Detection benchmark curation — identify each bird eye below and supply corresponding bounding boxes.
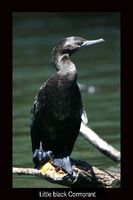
[77,42,83,46]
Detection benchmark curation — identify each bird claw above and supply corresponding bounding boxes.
[33,149,53,169]
[52,156,73,175]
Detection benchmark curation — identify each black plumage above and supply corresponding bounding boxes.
[30,36,104,174]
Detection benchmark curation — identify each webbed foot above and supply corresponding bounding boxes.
[33,142,53,169]
[52,156,73,175]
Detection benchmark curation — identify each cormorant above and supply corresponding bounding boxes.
[30,36,104,175]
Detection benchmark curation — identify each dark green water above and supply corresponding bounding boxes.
[13,12,120,188]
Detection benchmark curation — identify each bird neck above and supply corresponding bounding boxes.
[52,52,77,81]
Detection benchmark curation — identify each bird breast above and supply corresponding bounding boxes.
[44,74,81,121]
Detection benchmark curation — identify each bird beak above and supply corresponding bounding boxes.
[81,38,105,48]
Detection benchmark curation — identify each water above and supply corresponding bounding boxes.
[13,12,120,188]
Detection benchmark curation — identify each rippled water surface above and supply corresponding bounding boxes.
[13,12,120,188]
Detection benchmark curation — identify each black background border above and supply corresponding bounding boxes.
[1,1,130,199]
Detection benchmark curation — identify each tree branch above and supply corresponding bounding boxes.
[13,158,120,188]
[80,122,120,162]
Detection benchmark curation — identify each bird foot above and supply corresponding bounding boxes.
[33,148,53,169]
[52,156,73,175]
[41,161,67,178]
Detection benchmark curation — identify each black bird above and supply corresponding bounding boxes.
[30,36,104,175]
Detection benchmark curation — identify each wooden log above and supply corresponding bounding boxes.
[13,159,120,188]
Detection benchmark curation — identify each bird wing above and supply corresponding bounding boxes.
[30,82,47,128]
